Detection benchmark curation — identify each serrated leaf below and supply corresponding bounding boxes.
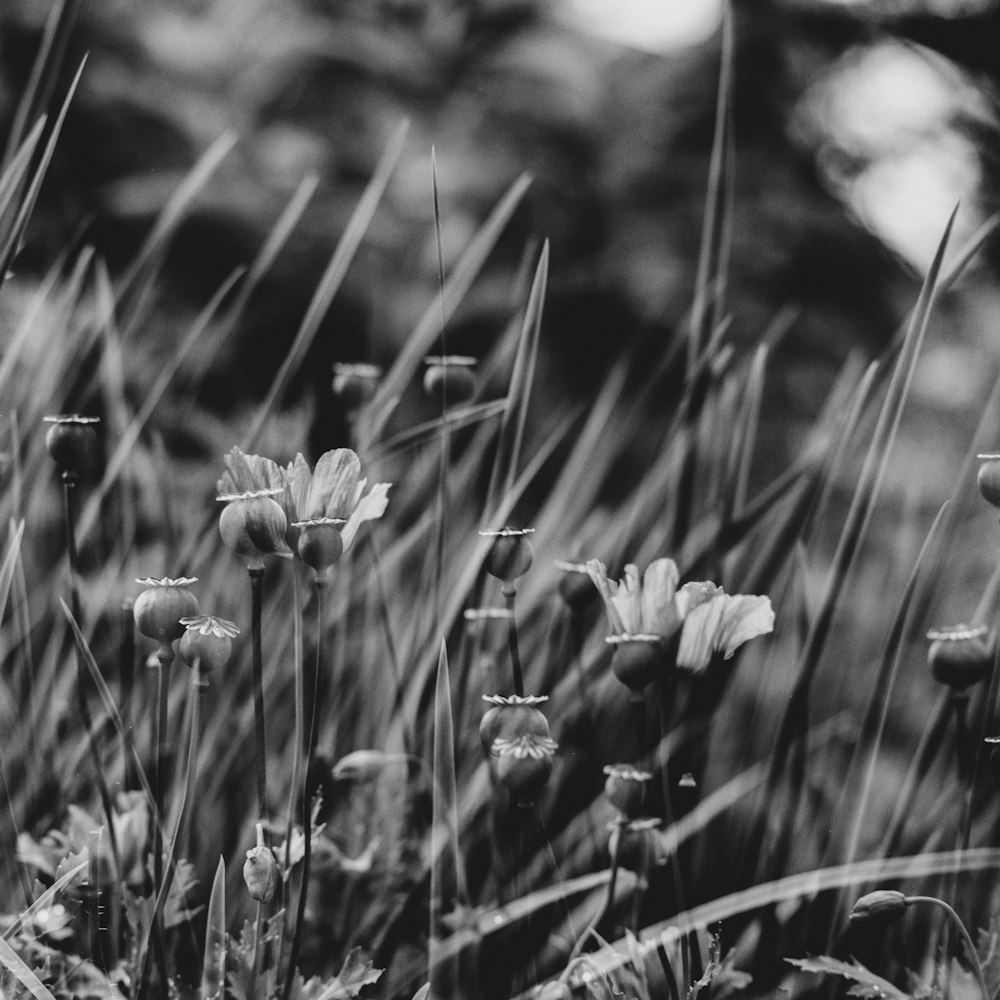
[787,956,909,1000]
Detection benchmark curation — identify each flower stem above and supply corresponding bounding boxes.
[152,643,174,894]
[249,565,269,835]
[502,584,524,697]
[282,578,325,1000]
[906,896,989,1000]
[567,820,624,963]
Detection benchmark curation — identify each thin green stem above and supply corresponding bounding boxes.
[906,896,989,1000]
[152,644,173,894]
[502,584,524,697]
[249,566,269,835]
[568,820,624,963]
[282,578,325,1000]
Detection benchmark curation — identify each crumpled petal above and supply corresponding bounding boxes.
[676,593,774,674]
[586,560,625,635]
[219,447,285,497]
[341,482,391,550]
[308,449,361,519]
[611,564,643,635]
[639,558,681,636]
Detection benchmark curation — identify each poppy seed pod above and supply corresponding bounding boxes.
[480,695,550,756]
[849,889,908,924]
[607,635,666,691]
[134,578,200,645]
[608,818,658,874]
[481,528,535,584]
[332,363,382,411]
[927,624,995,689]
[423,355,476,406]
[603,764,653,820]
[179,616,239,677]
[978,455,1000,508]
[43,415,100,477]
[218,489,293,567]
[294,518,345,577]
[243,823,279,903]
[495,739,555,805]
[555,560,598,612]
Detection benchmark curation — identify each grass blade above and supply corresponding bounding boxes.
[200,857,227,1000]
[243,119,410,451]
[0,934,59,1000]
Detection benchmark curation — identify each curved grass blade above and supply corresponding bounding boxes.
[0,933,59,1000]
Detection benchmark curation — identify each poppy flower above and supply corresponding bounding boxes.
[586,557,774,676]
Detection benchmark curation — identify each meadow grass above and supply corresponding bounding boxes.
[3,8,1000,1000]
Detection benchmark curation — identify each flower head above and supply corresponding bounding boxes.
[587,557,774,676]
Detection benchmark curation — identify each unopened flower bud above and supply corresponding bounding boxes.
[423,355,476,406]
[44,415,100,478]
[480,695,550,756]
[849,890,908,924]
[607,635,665,691]
[927,624,994,689]
[134,578,200,645]
[243,823,279,903]
[218,489,293,568]
[603,764,653,820]
[480,528,534,584]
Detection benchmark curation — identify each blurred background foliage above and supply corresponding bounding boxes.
[2,0,1000,613]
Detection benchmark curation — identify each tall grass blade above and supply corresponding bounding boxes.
[365,172,533,445]
[201,857,227,1000]
[485,240,548,521]
[2,0,80,168]
[117,131,237,308]
[430,639,465,1000]
[243,120,409,451]
[0,934,59,1000]
[0,58,86,283]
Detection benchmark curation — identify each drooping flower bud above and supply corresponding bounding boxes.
[603,764,653,820]
[849,890,908,924]
[494,734,557,805]
[480,695,550,756]
[480,528,534,584]
[332,363,382,411]
[423,355,476,406]
[218,488,293,569]
[43,415,100,478]
[134,578,200,645]
[927,624,994,689]
[606,635,666,692]
[293,517,345,578]
[179,615,239,681]
[243,823,279,903]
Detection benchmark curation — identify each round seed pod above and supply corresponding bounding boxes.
[44,415,100,478]
[556,561,598,612]
[978,456,1000,508]
[927,624,994,689]
[608,636,665,691]
[243,824,279,903]
[496,751,553,804]
[849,890,908,924]
[480,695,550,756]
[295,519,345,577]
[134,579,200,645]
[218,490,292,567]
[608,818,658,874]
[423,356,476,406]
[332,363,382,411]
[179,616,239,676]
[481,528,534,584]
[603,764,653,820]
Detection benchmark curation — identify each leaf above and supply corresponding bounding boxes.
[786,956,909,1000]
[294,948,383,1000]
[200,857,226,1000]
